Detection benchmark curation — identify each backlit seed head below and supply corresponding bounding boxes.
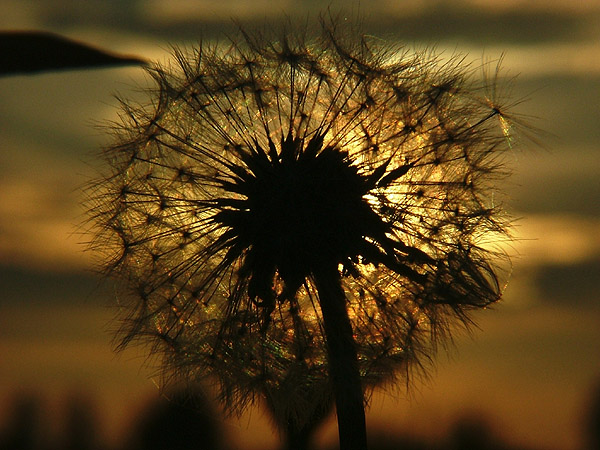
[86,17,518,429]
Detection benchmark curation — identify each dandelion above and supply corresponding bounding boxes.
[87,17,518,450]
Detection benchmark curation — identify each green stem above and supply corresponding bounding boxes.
[313,265,368,450]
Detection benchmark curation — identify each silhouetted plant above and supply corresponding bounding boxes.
[0,395,42,450]
[87,16,519,450]
[587,380,600,450]
[62,395,100,450]
[0,31,145,76]
[127,388,224,450]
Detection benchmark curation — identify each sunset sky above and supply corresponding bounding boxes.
[0,1,599,449]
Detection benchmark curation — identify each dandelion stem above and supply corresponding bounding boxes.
[284,424,311,450]
[281,398,331,450]
[313,264,368,450]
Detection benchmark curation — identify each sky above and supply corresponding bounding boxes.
[0,1,599,449]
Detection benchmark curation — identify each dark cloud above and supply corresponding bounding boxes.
[31,1,596,45]
[505,74,600,218]
[372,5,593,45]
[0,264,110,305]
[513,75,600,148]
[509,172,600,217]
[534,258,600,306]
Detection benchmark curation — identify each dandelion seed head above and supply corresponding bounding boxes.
[87,17,518,428]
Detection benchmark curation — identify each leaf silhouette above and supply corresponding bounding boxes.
[0,31,146,76]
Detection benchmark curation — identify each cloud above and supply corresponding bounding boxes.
[8,0,597,46]
[375,4,592,45]
[0,176,92,272]
[534,258,600,307]
[0,263,105,306]
[511,215,600,267]
[508,145,600,216]
[504,214,600,308]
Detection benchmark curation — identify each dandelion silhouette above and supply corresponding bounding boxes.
[88,17,517,450]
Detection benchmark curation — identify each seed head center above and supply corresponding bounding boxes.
[250,146,367,264]
[217,140,380,302]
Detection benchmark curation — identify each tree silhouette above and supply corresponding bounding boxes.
[126,389,223,450]
[61,395,101,450]
[0,395,42,450]
[587,380,600,450]
[87,15,519,450]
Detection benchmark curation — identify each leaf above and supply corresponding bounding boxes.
[0,31,146,76]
